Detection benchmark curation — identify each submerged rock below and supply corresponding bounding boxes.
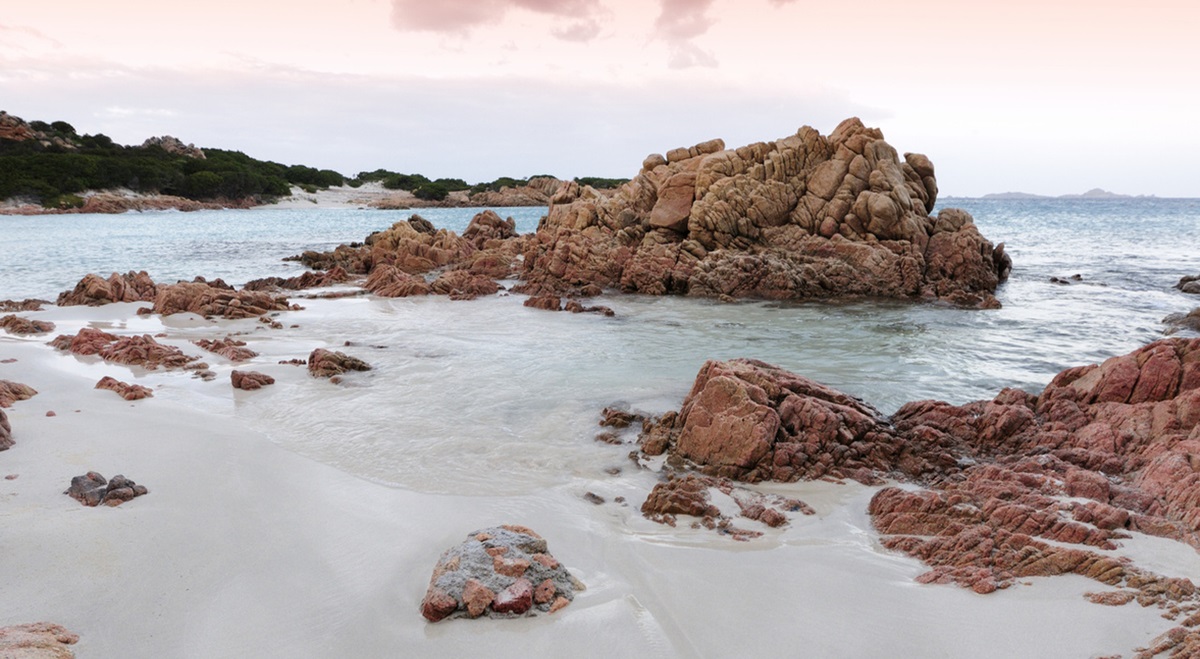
[231,370,275,390]
[0,622,79,658]
[1177,274,1200,295]
[0,299,50,312]
[65,471,148,507]
[1164,308,1200,335]
[420,525,583,622]
[194,337,259,362]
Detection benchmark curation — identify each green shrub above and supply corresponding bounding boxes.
[413,182,449,201]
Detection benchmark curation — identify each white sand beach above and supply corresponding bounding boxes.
[1,298,1189,658]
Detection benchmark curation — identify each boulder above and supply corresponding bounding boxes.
[0,380,38,408]
[0,314,55,335]
[243,267,350,291]
[429,270,500,300]
[65,471,148,507]
[364,265,432,297]
[0,408,11,451]
[0,299,49,312]
[307,348,371,379]
[1164,308,1200,335]
[0,622,79,658]
[420,525,583,622]
[95,376,153,400]
[56,271,158,306]
[1177,274,1200,295]
[231,370,275,390]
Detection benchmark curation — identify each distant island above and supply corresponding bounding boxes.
[977,188,1157,200]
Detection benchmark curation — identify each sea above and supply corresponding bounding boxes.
[2,198,1198,493]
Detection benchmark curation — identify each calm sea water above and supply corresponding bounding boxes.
[3,199,1198,491]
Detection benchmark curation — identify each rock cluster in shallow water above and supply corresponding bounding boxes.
[51,328,203,370]
[420,525,582,622]
[307,348,371,380]
[627,339,1200,645]
[95,375,153,400]
[0,314,55,335]
[231,370,274,390]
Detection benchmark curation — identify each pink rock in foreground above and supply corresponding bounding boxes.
[231,370,275,390]
[420,525,582,622]
[0,622,79,658]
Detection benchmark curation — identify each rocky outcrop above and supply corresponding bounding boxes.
[194,337,258,362]
[630,339,1200,643]
[141,135,205,159]
[0,380,38,408]
[363,265,432,297]
[307,348,371,379]
[65,471,148,506]
[231,370,275,390]
[0,622,79,658]
[242,267,351,292]
[429,270,501,300]
[420,525,583,622]
[0,314,55,335]
[519,118,1009,307]
[50,328,203,370]
[95,376,153,400]
[149,281,291,319]
[1177,275,1200,295]
[636,358,914,484]
[56,271,158,306]
[465,177,586,208]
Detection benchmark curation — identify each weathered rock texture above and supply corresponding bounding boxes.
[0,299,49,312]
[231,370,275,390]
[0,314,55,335]
[519,118,1009,307]
[0,622,79,658]
[420,525,583,622]
[641,473,814,540]
[0,408,11,451]
[194,337,258,362]
[307,348,371,379]
[1177,275,1200,295]
[0,380,38,408]
[150,280,291,319]
[56,271,159,306]
[95,376,153,400]
[50,328,203,370]
[243,267,350,292]
[632,339,1200,651]
[65,471,148,507]
[141,135,205,159]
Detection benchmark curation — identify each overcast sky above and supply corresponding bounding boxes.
[2,0,1196,196]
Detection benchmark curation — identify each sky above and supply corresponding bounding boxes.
[1,0,1197,196]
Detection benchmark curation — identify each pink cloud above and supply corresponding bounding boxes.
[653,0,718,69]
[391,0,603,40]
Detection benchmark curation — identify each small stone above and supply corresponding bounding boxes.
[534,579,556,605]
[462,579,495,618]
[549,596,570,614]
[492,578,534,615]
[421,588,459,622]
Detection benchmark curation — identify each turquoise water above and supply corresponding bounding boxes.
[2,199,1198,489]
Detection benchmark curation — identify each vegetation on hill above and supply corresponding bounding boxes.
[0,111,630,208]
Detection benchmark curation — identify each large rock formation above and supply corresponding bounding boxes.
[95,376,153,400]
[0,380,38,408]
[56,271,158,306]
[420,525,583,622]
[149,280,291,319]
[630,339,1200,649]
[519,118,1009,307]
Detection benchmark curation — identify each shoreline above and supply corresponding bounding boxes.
[2,299,1190,657]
